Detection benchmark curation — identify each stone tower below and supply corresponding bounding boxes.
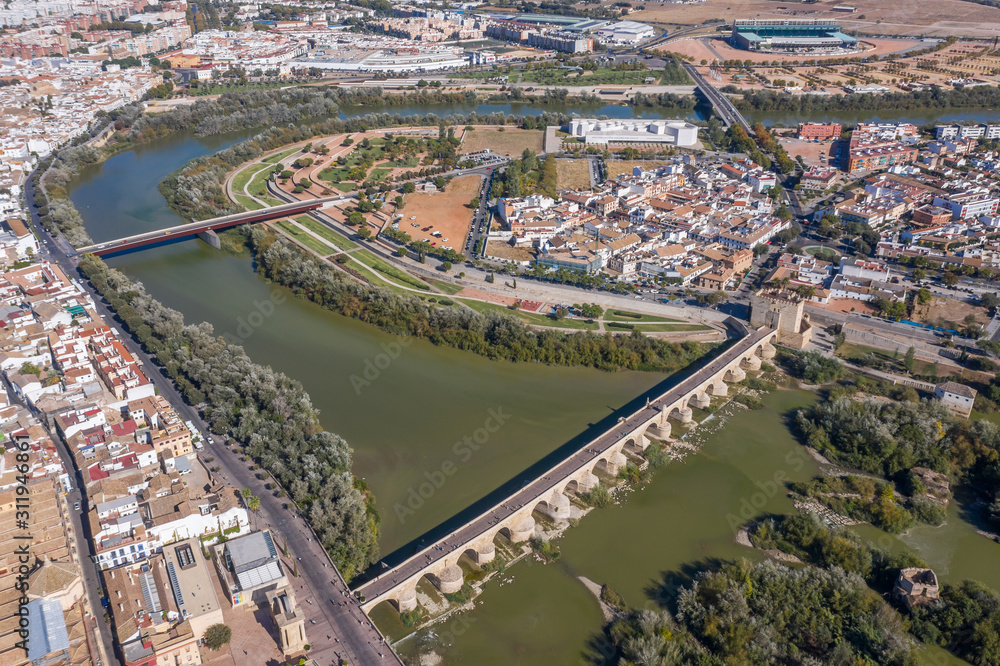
[749,289,812,349]
[267,587,308,656]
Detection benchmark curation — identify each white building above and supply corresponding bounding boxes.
[567,118,698,146]
[596,21,655,43]
[934,381,977,419]
[839,257,890,281]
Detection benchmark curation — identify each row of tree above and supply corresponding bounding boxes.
[77,255,380,580]
[727,84,1000,113]
[247,225,707,372]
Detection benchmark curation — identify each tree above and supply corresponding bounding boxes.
[403,182,416,194]
[942,272,959,287]
[347,212,365,226]
[204,624,232,650]
[441,260,452,271]
[903,346,916,374]
[704,291,728,306]
[358,226,372,240]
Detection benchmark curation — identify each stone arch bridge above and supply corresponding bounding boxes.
[354,326,777,614]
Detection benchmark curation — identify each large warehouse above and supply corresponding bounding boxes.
[729,19,858,52]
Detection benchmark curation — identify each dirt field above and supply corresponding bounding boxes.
[459,127,544,157]
[556,159,592,190]
[779,137,836,167]
[627,0,1000,38]
[401,175,481,249]
[485,240,537,262]
[604,160,672,180]
[913,295,988,328]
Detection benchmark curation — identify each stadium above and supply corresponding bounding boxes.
[729,19,859,53]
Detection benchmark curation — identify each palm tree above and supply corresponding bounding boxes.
[246,495,260,529]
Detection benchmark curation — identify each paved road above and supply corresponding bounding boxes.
[206,439,402,665]
[76,197,337,255]
[356,324,771,602]
[682,62,752,134]
[24,174,116,666]
[25,171,402,666]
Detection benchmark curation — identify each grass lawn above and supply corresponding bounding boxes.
[631,323,709,332]
[459,128,544,156]
[519,67,656,86]
[319,166,352,182]
[234,194,264,211]
[604,309,681,323]
[341,255,432,297]
[972,410,1000,427]
[379,155,419,168]
[428,278,464,295]
[263,147,301,164]
[555,159,591,190]
[231,163,270,195]
[295,216,358,250]
[836,342,899,364]
[333,182,357,193]
[274,220,336,256]
[805,246,840,262]
[366,167,393,183]
[459,298,598,330]
[248,165,276,197]
[353,248,430,290]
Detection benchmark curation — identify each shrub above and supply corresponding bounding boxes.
[583,484,613,508]
[600,584,628,612]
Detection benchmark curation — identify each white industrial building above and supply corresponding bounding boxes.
[595,20,655,43]
[567,118,699,146]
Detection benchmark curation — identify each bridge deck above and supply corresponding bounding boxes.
[355,325,773,601]
[75,196,347,255]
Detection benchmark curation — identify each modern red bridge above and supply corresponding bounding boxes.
[76,196,350,256]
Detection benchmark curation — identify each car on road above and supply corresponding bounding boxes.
[73,501,80,510]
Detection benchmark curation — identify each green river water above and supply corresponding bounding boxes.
[68,112,996,665]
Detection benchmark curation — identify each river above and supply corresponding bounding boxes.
[68,103,994,665]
